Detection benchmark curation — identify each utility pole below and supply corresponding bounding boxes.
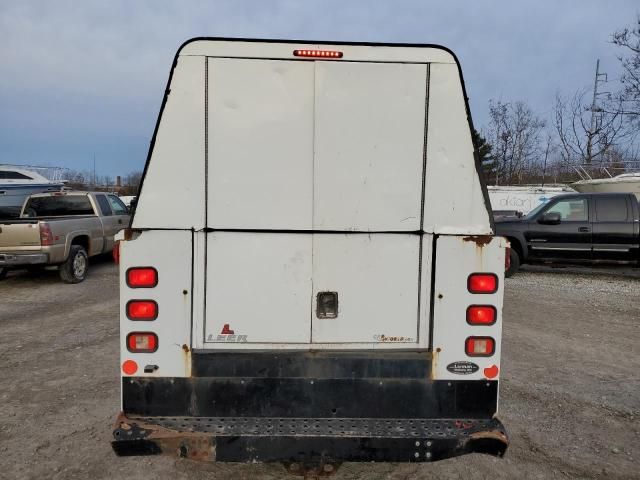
[586,59,608,164]
[93,154,96,186]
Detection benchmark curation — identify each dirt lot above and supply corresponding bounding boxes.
[0,260,639,480]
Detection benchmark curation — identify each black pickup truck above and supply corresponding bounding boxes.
[495,192,640,276]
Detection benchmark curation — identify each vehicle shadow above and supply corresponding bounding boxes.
[2,253,116,285]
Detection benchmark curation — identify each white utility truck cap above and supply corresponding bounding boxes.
[112,38,508,474]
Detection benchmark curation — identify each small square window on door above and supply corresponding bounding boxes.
[317,292,338,319]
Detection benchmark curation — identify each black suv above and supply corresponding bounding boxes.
[495,193,640,276]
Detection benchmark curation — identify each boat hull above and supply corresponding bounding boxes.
[571,178,640,199]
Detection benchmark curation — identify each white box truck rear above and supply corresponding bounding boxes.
[112,38,509,474]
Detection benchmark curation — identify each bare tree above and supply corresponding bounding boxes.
[486,100,545,185]
[554,90,628,165]
[612,15,640,122]
[540,132,557,187]
[60,169,91,189]
[124,171,143,187]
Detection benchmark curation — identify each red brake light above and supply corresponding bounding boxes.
[466,305,497,325]
[468,273,498,294]
[293,49,343,58]
[113,241,120,264]
[126,332,158,353]
[465,336,495,357]
[505,246,511,272]
[126,267,158,288]
[126,300,158,320]
[39,223,54,246]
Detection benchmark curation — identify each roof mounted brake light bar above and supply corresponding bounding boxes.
[293,49,343,58]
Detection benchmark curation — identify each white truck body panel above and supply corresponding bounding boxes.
[119,230,193,377]
[132,56,206,230]
[422,63,492,234]
[201,232,422,347]
[124,38,502,364]
[133,41,492,235]
[431,235,507,381]
[208,59,314,229]
[205,232,313,343]
[311,234,420,343]
[179,40,456,64]
[313,62,426,231]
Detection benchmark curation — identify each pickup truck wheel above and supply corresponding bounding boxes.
[505,248,520,278]
[0,267,7,280]
[60,246,89,284]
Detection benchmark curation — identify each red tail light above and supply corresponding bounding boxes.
[465,336,495,356]
[293,49,343,58]
[39,223,54,246]
[468,273,498,294]
[113,241,120,264]
[126,267,158,288]
[466,305,497,325]
[126,300,158,320]
[505,246,511,271]
[126,332,158,353]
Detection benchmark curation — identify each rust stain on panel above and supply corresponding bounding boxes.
[429,349,439,380]
[462,235,493,247]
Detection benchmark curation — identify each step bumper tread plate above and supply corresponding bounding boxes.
[112,413,508,463]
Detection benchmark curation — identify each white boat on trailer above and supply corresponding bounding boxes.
[0,165,66,218]
[571,172,640,199]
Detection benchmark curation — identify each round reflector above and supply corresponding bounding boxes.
[122,360,138,375]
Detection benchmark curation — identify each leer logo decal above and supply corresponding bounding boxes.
[446,361,479,375]
[206,324,248,343]
[373,334,414,342]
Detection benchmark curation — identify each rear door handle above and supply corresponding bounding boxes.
[578,227,590,233]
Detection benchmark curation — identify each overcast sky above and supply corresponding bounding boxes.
[1,1,638,177]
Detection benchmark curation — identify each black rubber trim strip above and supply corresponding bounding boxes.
[427,235,438,351]
[131,37,493,231]
[191,351,432,378]
[203,228,422,234]
[189,229,195,348]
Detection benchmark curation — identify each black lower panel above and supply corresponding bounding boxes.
[191,351,432,378]
[122,377,498,418]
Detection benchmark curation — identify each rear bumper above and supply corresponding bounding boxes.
[0,252,48,266]
[112,412,508,470]
[114,352,508,470]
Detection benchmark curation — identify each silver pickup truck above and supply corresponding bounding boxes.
[0,191,129,283]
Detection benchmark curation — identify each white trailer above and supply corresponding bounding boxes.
[112,38,508,474]
[488,185,575,216]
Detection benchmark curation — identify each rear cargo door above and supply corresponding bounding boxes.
[204,58,427,346]
[205,58,314,344]
[310,62,426,344]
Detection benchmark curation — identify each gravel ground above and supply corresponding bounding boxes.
[0,260,639,479]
